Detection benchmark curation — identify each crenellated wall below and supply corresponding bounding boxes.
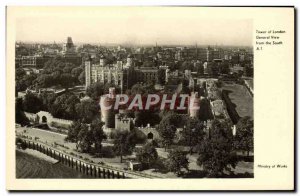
[138,126,160,140]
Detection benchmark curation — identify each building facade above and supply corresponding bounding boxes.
[85,54,159,90]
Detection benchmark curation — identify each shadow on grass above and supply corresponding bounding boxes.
[183,170,253,178]
[220,172,254,178]
[236,155,254,162]
[222,89,240,124]
[182,170,208,178]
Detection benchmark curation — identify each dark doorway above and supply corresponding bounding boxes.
[42,116,47,123]
[79,92,84,98]
[147,132,153,140]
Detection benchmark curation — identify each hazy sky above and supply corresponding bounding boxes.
[16,7,253,46]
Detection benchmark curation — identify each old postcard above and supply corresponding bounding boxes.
[6,6,294,190]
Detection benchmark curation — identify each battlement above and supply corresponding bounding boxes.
[115,113,135,131]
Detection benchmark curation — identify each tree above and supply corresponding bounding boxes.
[181,118,205,154]
[16,68,26,80]
[39,92,57,112]
[35,74,54,88]
[66,119,106,154]
[66,120,82,142]
[75,99,99,123]
[180,61,193,71]
[22,92,43,113]
[157,69,166,85]
[167,149,189,176]
[16,80,27,94]
[76,123,93,153]
[103,83,121,94]
[65,94,80,116]
[90,119,106,153]
[50,93,80,120]
[158,111,185,127]
[78,71,85,85]
[143,61,155,67]
[63,63,75,74]
[60,73,75,89]
[219,62,230,75]
[86,82,105,100]
[244,65,253,77]
[15,98,29,126]
[43,58,77,74]
[131,83,155,96]
[134,110,160,127]
[136,142,158,169]
[207,62,219,76]
[197,119,237,177]
[34,58,78,89]
[128,128,147,144]
[158,112,185,151]
[198,98,214,121]
[197,64,204,75]
[113,130,137,163]
[131,84,145,95]
[16,73,37,93]
[233,116,253,156]
[159,124,176,151]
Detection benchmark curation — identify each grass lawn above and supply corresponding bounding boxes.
[221,82,253,119]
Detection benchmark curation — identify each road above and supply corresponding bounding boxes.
[16,126,172,178]
[16,126,253,177]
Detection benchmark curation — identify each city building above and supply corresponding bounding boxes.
[85,54,159,90]
[63,37,76,56]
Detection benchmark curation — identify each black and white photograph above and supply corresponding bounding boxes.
[5,6,294,191]
[14,7,254,179]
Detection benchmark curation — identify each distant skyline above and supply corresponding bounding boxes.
[16,7,253,46]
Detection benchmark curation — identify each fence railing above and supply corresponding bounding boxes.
[17,136,162,179]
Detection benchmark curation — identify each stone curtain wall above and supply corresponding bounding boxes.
[24,112,38,122]
[24,111,72,129]
[138,127,160,140]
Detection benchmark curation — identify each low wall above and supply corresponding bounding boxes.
[244,80,254,97]
[221,90,240,124]
[21,139,126,179]
[24,111,72,129]
[138,127,160,140]
[18,138,159,179]
[50,118,72,129]
[24,112,38,122]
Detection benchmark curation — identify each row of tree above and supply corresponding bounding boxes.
[66,119,106,153]
[66,120,147,163]
[17,92,99,123]
[136,143,189,176]
[60,108,252,177]
[156,111,253,177]
[15,58,85,95]
[35,58,85,89]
